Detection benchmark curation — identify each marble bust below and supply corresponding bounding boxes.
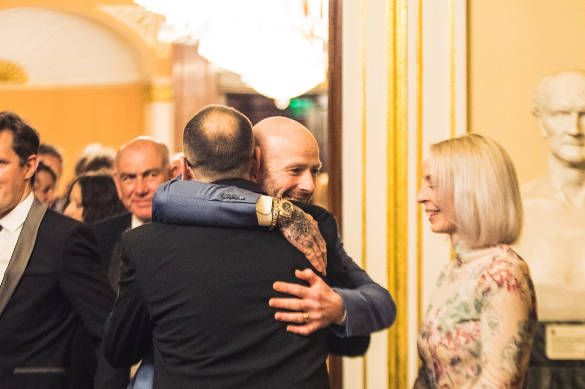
[514,70,585,322]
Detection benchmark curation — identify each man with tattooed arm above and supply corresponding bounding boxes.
[152,115,396,338]
[105,105,378,387]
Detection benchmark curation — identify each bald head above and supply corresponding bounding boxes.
[114,136,171,222]
[253,116,321,202]
[116,137,169,172]
[254,116,318,150]
[533,71,585,167]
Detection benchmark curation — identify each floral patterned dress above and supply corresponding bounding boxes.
[414,244,537,389]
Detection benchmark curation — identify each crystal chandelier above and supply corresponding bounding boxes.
[135,0,328,108]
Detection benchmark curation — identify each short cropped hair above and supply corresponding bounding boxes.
[38,143,63,163]
[183,105,253,178]
[0,111,39,165]
[32,161,57,186]
[429,133,523,248]
[75,155,114,176]
[75,143,117,176]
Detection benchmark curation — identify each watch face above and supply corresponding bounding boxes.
[282,201,293,214]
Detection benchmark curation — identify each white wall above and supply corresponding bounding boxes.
[340,0,467,387]
[0,7,143,85]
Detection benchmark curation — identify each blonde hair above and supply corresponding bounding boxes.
[429,133,522,248]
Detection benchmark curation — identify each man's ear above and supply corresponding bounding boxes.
[180,157,193,180]
[250,146,261,182]
[112,169,124,200]
[24,154,38,181]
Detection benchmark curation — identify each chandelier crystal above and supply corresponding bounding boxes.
[134,0,328,108]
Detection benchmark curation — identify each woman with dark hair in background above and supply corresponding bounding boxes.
[414,133,537,389]
[32,161,57,206]
[64,173,126,224]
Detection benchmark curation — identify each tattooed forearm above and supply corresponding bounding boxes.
[277,202,327,274]
[279,205,311,239]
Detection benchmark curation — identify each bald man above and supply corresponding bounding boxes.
[105,106,366,388]
[253,117,322,202]
[153,116,396,338]
[87,137,171,387]
[514,71,585,388]
[93,137,171,287]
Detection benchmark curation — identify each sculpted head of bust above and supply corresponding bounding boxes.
[533,71,585,169]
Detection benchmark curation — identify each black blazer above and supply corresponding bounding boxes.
[95,199,368,357]
[92,212,131,288]
[105,180,357,389]
[0,199,115,389]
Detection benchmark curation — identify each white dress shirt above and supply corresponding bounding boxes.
[0,192,34,283]
[131,214,144,229]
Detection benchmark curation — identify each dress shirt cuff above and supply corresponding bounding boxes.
[330,287,353,337]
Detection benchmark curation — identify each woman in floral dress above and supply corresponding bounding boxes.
[414,134,537,389]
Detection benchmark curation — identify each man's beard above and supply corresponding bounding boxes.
[283,189,312,203]
[262,177,313,204]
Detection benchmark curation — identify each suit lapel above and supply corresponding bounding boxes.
[108,217,131,289]
[0,198,47,318]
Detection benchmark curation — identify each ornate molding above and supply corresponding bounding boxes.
[386,0,409,387]
[98,5,170,57]
[0,59,27,84]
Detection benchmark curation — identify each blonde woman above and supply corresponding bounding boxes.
[414,134,537,388]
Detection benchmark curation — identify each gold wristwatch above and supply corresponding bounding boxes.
[275,198,295,228]
[256,195,273,227]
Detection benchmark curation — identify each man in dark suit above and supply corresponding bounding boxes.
[0,111,116,389]
[152,117,395,337]
[92,137,171,287]
[104,105,351,388]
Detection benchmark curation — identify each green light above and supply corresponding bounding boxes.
[289,98,314,117]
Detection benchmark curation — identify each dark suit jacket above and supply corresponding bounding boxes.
[0,198,115,389]
[105,179,356,389]
[92,212,132,288]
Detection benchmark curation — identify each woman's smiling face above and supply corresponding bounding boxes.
[417,159,457,237]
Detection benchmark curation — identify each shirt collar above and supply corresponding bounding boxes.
[0,192,34,232]
[453,241,501,266]
[131,213,145,229]
[212,178,265,194]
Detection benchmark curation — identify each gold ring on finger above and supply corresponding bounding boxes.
[303,312,310,322]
